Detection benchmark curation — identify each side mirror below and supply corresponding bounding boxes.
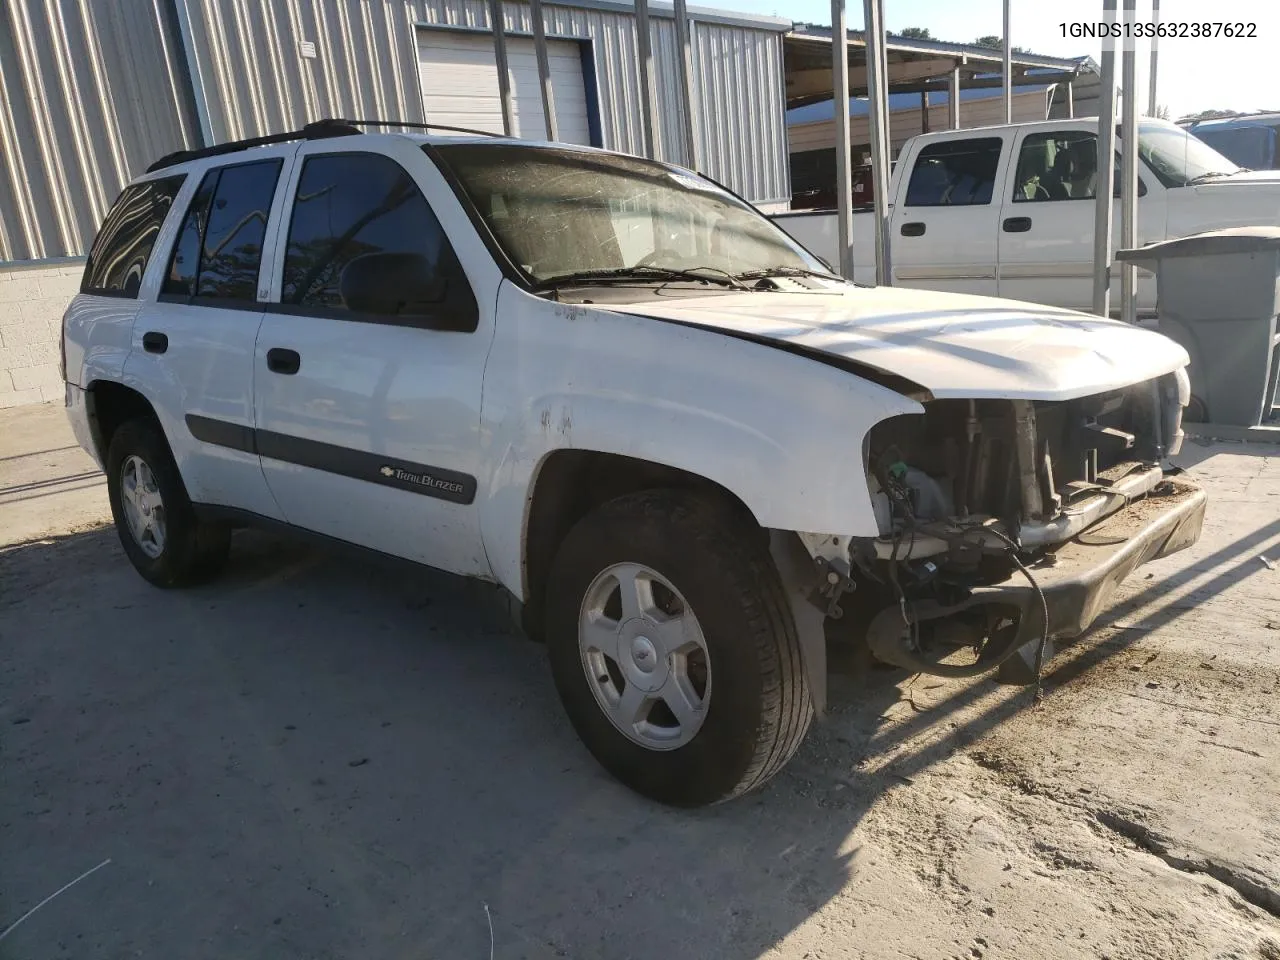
[339,251,446,316]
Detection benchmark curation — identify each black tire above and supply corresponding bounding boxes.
[105,417,230,588]
[545,489,813,806]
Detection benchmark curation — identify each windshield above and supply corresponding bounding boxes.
[432,143,827,284]
[1136,121,1240,187]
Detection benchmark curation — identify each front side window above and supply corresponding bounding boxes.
[82,175,185,296]
[162,158,282,302]
[432,143,825,284]
[1012,131,1145,202]
[904,138,1003,207]
[281,152,466,312]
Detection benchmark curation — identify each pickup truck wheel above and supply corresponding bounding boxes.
[545,490,812,806]
[105,418,230,588]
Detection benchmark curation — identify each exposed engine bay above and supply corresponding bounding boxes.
[835,371,1199,681]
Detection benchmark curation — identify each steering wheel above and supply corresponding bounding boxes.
[635,250,662,268]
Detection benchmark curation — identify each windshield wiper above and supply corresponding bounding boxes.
[1186,171,1234,185]
[735,266,844,282]
[537,265,748,290]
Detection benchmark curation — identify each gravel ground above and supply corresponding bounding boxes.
[3,401,1280,960]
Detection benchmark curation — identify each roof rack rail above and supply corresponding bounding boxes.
[145,117,505,173]
[344,118,510,139]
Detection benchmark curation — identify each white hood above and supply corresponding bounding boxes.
[605,286,1190,402]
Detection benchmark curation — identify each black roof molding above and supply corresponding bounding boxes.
[145,118,505,173]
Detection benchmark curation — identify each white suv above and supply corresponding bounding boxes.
[64,120,1206,806]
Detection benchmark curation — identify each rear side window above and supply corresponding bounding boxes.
[281,152,463,310]
[905,138,1003,207]
[162,159,282,303]
[81,175,185,297]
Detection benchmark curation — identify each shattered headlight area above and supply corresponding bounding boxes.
[835,372,1203,681]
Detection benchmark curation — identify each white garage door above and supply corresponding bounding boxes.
[417,30,593,145]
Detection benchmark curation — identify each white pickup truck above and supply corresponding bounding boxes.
[774,118,1280,314]
[64,120,1205,806]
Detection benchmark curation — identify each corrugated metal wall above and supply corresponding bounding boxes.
[0,0,789,262]
[179,0,790,204]
[0,0,199,262]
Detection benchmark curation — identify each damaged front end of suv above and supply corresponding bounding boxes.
[817,368,1206,685]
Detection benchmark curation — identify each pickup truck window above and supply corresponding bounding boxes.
[432,143,822,285]
[904,138,1002,207]
[162,159,282,302]
[81,174,185,297]
[1012,132,1145,202]
[1134,121,1240,187]
[281,152,465,311]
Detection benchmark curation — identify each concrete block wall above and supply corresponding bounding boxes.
[0,261,84,409]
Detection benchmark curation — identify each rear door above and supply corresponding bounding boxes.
[891,135,1006,296]
[127,149,295,518]
[997,127,1166,313]
[252,138,493,575]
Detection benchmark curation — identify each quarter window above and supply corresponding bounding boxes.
[81,175,185,297]
[162,159,282,302]
[904,138,1003,207]
[281,152,463,311]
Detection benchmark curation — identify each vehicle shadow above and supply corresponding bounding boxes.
[1173,436,1280,469]
[1,517,1271,960]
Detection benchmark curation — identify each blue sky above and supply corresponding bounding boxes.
[722,0,1277,118]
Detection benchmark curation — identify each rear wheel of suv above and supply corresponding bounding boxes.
[545,489,813,806]
[105,418,230,588]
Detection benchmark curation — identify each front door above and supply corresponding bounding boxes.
[891,135,1006,296]
[997,128,1167,314]
[252,140,492,576]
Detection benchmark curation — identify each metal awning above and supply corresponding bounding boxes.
[784,27,1095,107]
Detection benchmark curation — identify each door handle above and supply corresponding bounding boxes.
[266,348,301,375]
[900,221,926,237]
[1003,217,1033,233]
[142,331,168,354]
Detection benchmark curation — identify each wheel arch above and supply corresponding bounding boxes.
[519,448,761,642]
[85,380,162,465]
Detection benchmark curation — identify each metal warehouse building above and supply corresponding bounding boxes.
[0,0,790,406]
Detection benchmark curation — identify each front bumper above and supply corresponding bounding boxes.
[867,478,1207,676]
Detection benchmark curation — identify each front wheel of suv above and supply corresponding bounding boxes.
[545,489,813,806]
[105,417,230,588]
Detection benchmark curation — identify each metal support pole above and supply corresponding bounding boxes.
[634,0,658,158]
[1066,79,1074,118]
[949,67,960,129]
[1091,0,1118,317]
[530,0,558,140]
[1002,0,1012,123]
[920,91,929,134]
[1148,0,1160,115]
[862,0,892,285]
[672,0,699,169]
[488,0,514,135]
[1120,0,1139,324]
[830,0,854,279]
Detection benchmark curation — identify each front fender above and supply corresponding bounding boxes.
[478,286,922,597]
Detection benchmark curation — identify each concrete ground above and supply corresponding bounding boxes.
[3,400,1280,960]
